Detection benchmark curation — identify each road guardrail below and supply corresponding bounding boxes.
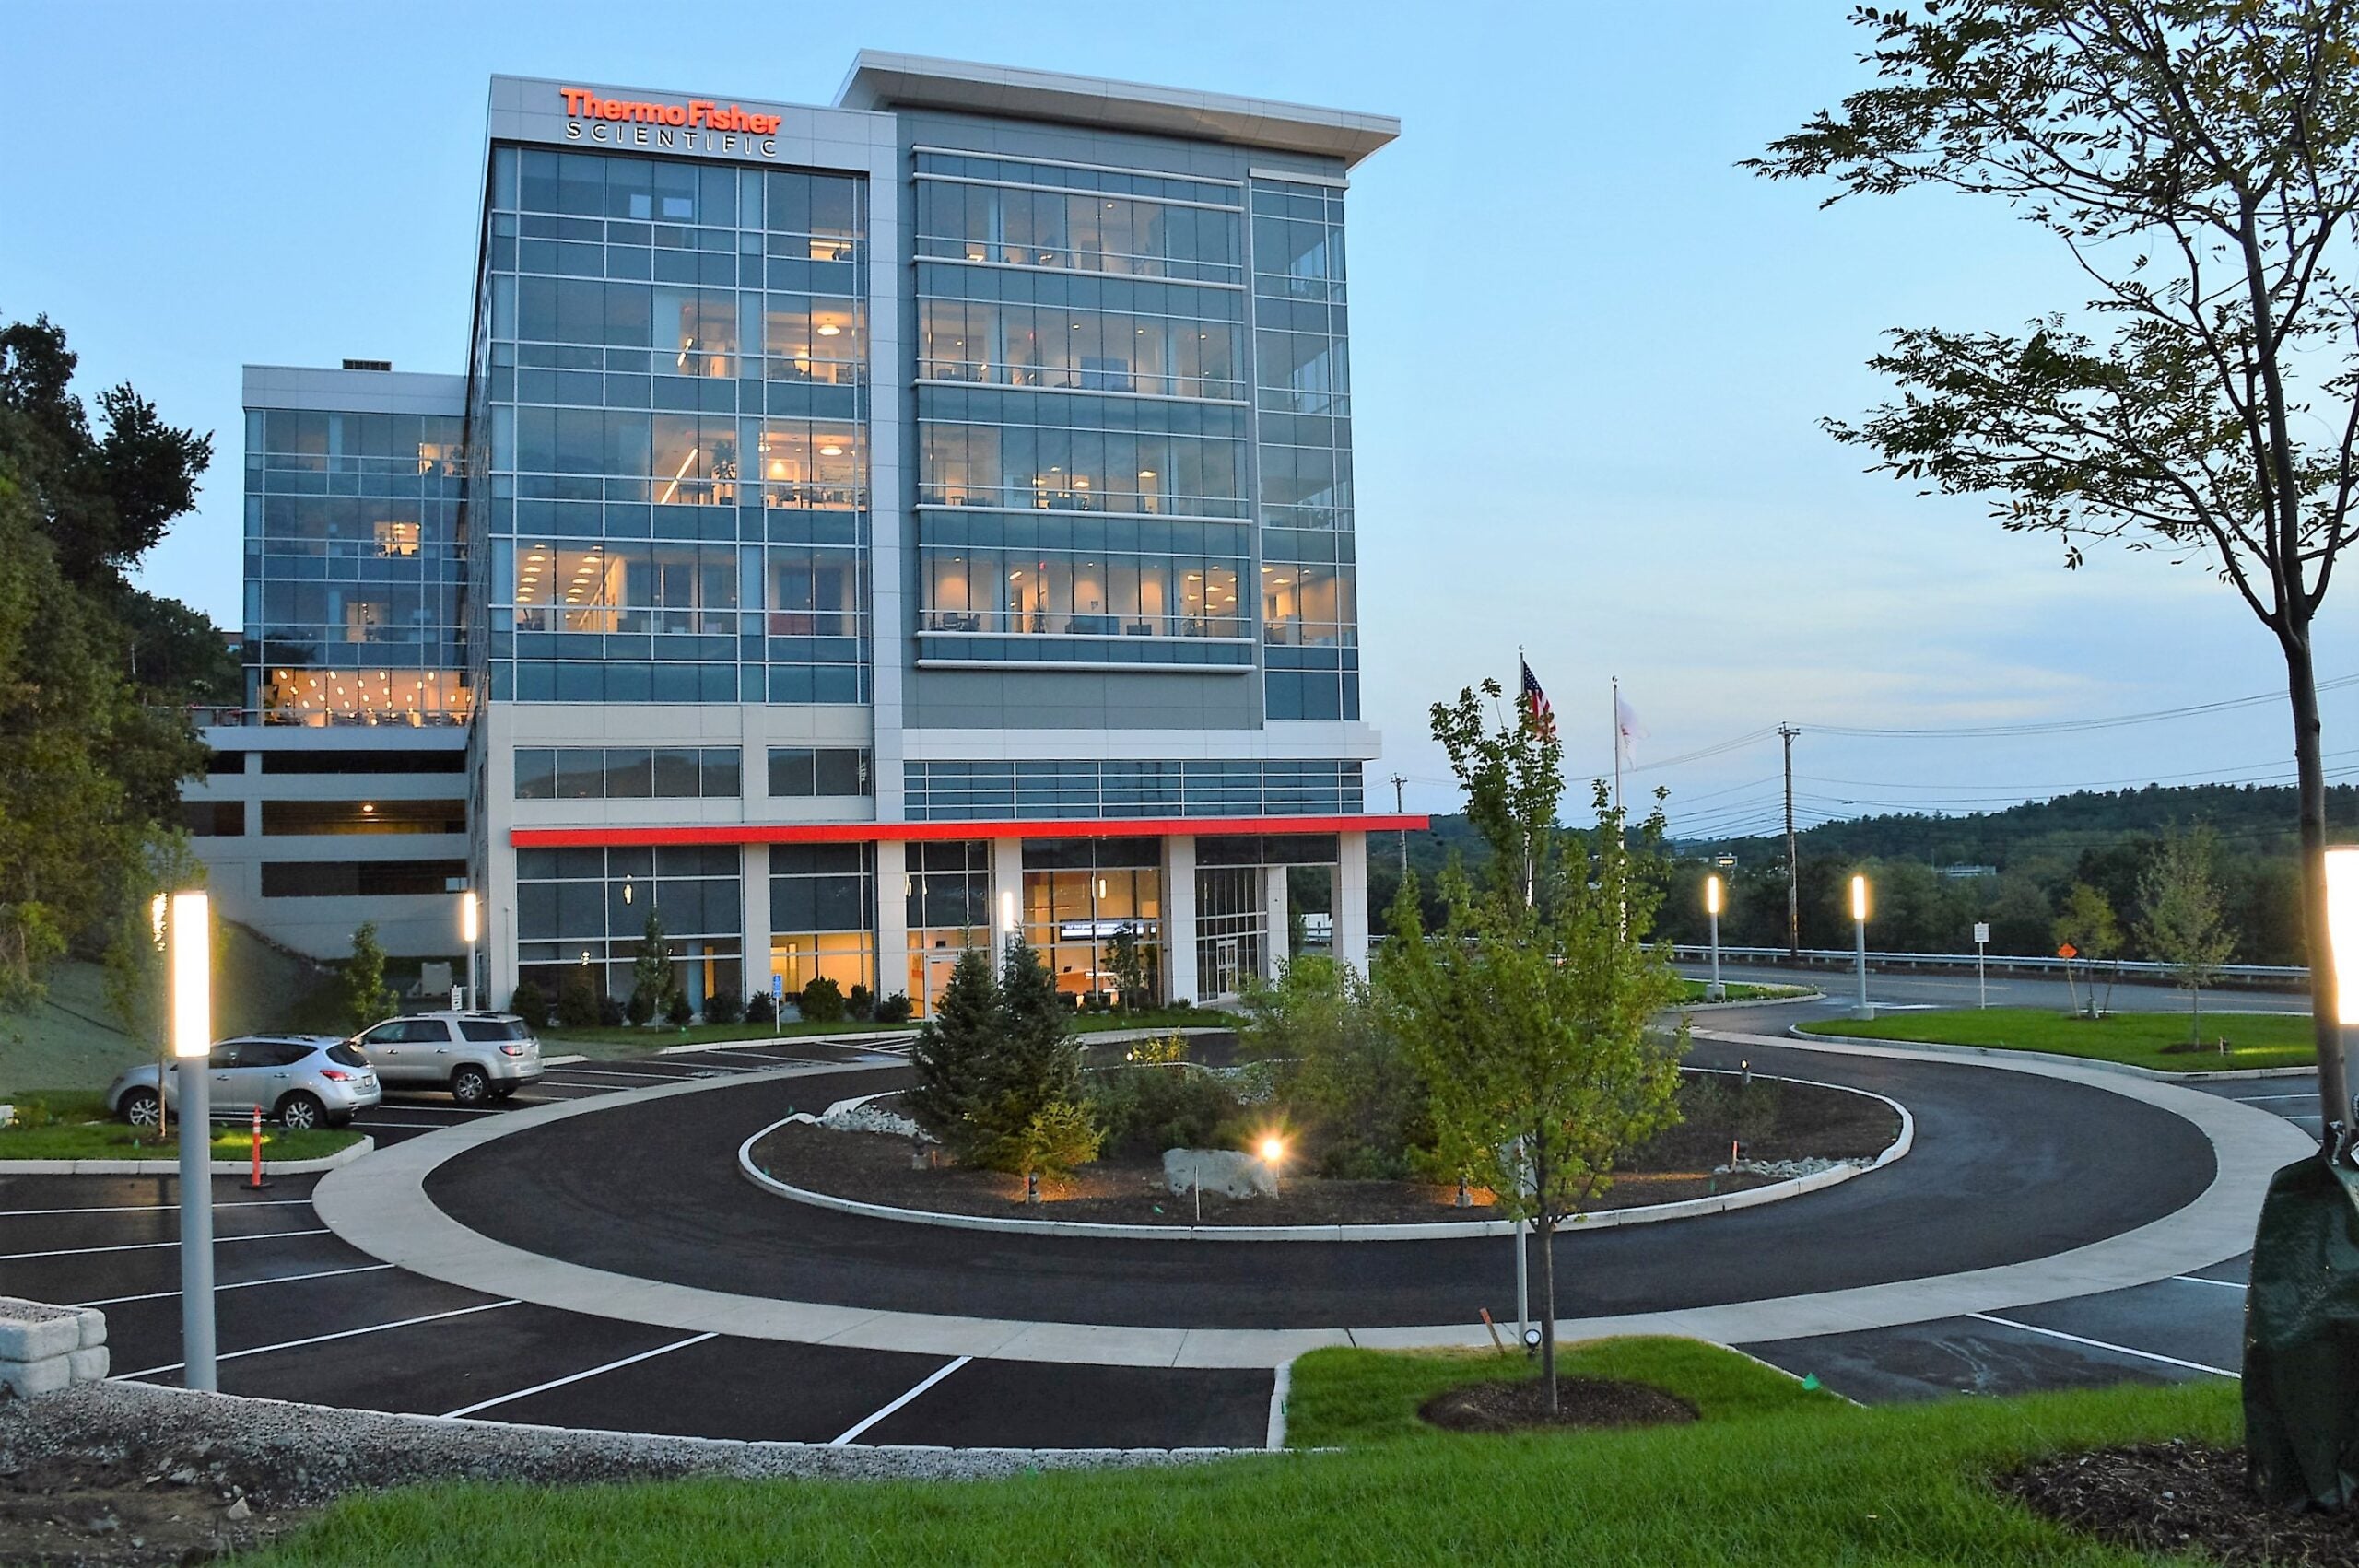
[1671,943,2309,991]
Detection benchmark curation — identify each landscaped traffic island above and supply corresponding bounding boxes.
[746,1069,1901,1228]
[1801,1008,2318,1073]
[0,1092,364,1164]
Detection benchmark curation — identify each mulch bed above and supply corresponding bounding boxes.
[1417,1376,1698,1434]
[1998,1442,2359,1566]
[752,1076,1899,1227]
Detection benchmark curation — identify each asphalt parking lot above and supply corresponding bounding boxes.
[0,973,2309,1442]
[0,1043,1273,1451]
[1703,962,2299,1402]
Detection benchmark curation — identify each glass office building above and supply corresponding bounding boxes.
[184,54,1419,1011]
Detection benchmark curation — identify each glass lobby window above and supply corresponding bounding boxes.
[769,844,874,996]
[905,839,992,1015]
[513,844,741,1007]
[1261,564,1356,647]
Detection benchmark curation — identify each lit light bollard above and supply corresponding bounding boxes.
[1849,874,1874,1023]
[170,890,217,1392]
[460,891,481,1012]
[2326,848,2359,1136]
[1259,1134,1285,1198]
[1705,874,1725,1001]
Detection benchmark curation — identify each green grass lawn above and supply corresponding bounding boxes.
[0,1091,361,1162]
[1803,1005,2318,1072]
[245,1338,2243,1566]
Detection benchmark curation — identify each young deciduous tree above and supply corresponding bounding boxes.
[2053,882,2124,1017]
[628,909,673,1026]
[1751,0,2359,1122]
[2139,824,2239,1041]
[1379,677,1687,1415]
[338,922,398,1035]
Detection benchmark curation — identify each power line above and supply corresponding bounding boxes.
[1803,673,2359,739]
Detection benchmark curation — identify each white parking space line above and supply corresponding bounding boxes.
[437,1331,721,1418]
[74,1262,396,1306]
[0,1200,313,1218]
[117,1298,522,1380]
[2234,1094,2318,1103]
[2172,1274,2249,1290]
[540,1066,713,1082]
[3,1229,331,1262]
[1966,1313,2238,1377]
[363,1104,510,1117]
[829,1355,971,1445]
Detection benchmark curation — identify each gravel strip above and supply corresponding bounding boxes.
[2,1380,1249,1507]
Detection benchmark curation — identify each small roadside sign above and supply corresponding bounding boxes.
[1973,922,1989,945]
[2057,942,2078,960]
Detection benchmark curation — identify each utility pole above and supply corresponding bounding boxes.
[1780,724,1801,960]
[1389,773,1409,877]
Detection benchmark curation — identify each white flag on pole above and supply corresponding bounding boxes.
[1615,691,1648,766]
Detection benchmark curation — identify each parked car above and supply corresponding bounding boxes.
[349,1012,543,1105]
[107,1036,381,1131]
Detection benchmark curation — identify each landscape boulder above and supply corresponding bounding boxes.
[1163,1148,1277,1200]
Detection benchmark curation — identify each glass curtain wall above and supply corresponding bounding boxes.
[913,151,1252,664]
[1019,838,1161,1005]
[769,844,875,998]
[904,839,991,1013]
[245,409,469,724]
[513,845,742,1006]
[473,146,871,705]
[1251,178,1359,720]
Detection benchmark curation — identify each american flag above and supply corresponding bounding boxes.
[1520,657,1555,740]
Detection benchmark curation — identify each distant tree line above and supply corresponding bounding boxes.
[1372,782,2349,966]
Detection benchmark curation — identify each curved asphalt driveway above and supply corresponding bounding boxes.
[422,1036,2212,1333]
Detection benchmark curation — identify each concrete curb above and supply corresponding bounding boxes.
[0,1137,375,1176]
[1675,990,1825,1013]
[312,1030,2308,1369]
[733,1071,1912,1242]
[1787,1023,2320,1082]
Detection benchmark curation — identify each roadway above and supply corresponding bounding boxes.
[0,972,2321,1444]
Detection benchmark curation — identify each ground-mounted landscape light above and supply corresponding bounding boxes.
[1258,1133,1286,1196]
[1850,874,1873,1022]
[1705,874,1725,1000]
[170,889,217,1392]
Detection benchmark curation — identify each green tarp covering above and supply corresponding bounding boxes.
[2247,1149,2359,1510]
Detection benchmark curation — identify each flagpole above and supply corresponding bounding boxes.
[1612,675,1623,816]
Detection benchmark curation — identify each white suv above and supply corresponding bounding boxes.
[351,1012,544,1106]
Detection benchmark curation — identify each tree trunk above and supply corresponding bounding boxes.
[2283,619,2348,1139]
[1538,1214,1558,1416]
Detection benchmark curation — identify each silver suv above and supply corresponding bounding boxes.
[351,1012,543,1106]
[107,1036,381,1131]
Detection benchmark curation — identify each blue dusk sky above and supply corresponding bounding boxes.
[4,1,2351,834]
